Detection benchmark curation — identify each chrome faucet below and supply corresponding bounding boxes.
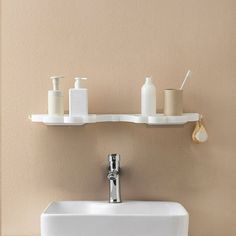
[107,154,121,203]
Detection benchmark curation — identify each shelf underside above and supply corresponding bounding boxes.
[30,113,199,125]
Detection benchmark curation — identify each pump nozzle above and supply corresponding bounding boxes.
[74,77,87,89]
[50,76,64,90]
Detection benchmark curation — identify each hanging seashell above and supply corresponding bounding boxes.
[192,120,200,141]
[192,115,208,143]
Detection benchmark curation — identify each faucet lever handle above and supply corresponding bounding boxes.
[108,154,120,172]
[108,153,120,162]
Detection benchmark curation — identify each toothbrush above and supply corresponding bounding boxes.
[180,70,191,90]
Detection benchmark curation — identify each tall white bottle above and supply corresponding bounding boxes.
[48,76,64,116]
[141,77,156,116]
[69,77,88,117]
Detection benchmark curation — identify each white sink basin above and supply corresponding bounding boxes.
[41,201,189,236]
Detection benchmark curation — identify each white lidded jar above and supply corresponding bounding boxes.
[69,77,88,117]
[48,76,64,116]
[141,77,156,116]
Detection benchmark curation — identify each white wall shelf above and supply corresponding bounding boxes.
[29,113,199,126]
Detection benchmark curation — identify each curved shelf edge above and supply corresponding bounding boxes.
[29,113,200,126]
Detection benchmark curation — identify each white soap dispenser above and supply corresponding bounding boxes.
[48,76,64,116]
[141,77,156,116]
[69,77,88,117]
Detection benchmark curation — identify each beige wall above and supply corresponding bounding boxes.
[1,0,236,235]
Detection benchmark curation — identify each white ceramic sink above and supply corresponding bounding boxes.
[41,201,189,236]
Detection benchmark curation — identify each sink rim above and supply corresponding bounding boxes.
[41,200,189,217]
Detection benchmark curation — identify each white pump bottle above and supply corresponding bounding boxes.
[69,77,88,117]
[141,77,156,116]
[48,76,64,116]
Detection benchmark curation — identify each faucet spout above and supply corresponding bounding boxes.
[107,154,121,203]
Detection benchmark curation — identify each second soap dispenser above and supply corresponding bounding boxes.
[141,77,156,116]
[48,76,64,117]
[69,77,88,117]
